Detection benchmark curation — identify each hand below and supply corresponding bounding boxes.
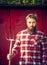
[7,54,12,60]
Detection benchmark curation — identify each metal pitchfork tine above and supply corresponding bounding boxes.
[5,33,15,65]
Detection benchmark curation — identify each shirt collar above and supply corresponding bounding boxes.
[26,28,37,35]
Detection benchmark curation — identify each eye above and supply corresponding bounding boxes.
[29,21,31,23]
[33,21,36,23]
[33,22,35,23]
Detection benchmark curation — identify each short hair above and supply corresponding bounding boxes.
[26,14,38,21]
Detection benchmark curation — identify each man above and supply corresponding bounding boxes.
[7,14,47,65]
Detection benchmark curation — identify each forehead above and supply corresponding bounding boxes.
[26,17,36,22]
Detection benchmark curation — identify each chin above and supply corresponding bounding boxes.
[28,27,33,31]
[29,28,32,30]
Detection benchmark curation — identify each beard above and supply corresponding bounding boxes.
[28,26,36,34]
[31,26,36,33]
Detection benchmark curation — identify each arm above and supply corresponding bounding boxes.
[7,32,21,60]
[42,34,47,65]
[12,32,21,57]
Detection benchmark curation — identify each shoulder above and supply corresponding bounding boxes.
[16,29,27,36]
[17,29,27,34]
[37,30,44,35]
[37,30,47,39]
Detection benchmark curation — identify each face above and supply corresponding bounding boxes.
[26,17,37,31]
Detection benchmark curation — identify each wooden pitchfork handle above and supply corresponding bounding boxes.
[8,39,14,65]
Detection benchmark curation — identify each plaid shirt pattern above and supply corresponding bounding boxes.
[12,29,47,65]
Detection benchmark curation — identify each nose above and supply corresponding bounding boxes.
[31,23,33,26]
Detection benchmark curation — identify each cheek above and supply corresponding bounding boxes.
[33,23,36,26]
[26,23,30,27]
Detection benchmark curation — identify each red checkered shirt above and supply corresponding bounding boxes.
[12,29,47,65]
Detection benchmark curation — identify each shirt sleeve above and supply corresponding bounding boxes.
[12,32,21,56]
[42,34,47,65]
